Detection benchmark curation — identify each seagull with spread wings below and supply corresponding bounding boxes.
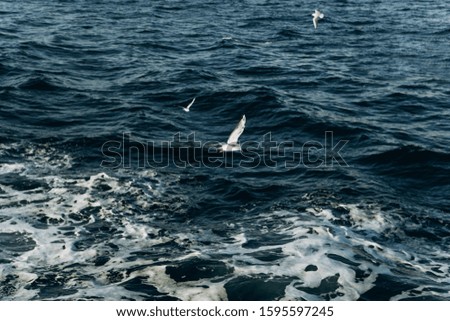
[312,10,324,29]
[219,115,246,152]
[183,98,196,112]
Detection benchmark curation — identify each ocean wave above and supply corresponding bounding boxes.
[1,0,449,301]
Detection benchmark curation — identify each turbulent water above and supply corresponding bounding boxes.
[1,0,449,301]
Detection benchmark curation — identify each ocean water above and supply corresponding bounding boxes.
[0,0,449,301]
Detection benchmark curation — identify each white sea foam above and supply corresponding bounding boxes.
[1,142,448,300]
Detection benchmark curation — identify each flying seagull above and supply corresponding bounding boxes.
[312,10,324,29]
[183,98,195,112]
[219,115,246,152]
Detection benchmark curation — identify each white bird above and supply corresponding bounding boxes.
[312,9,324,29]
[183,98,195,112]
[219,115,246,152]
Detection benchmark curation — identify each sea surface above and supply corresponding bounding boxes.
[1,0,449,300]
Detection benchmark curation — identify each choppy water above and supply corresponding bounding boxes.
[1,0,449,300]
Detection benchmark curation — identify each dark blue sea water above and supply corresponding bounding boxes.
[1,0,449,300]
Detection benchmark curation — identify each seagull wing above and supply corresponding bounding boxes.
[313,17,318,29]
[185,97,195,111]
[227,115,246,145]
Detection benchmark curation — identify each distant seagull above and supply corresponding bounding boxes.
[219,115,246,152]
[312,10,324,29]
[183,98,195,112]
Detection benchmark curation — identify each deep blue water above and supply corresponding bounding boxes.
[0,0,449,300]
